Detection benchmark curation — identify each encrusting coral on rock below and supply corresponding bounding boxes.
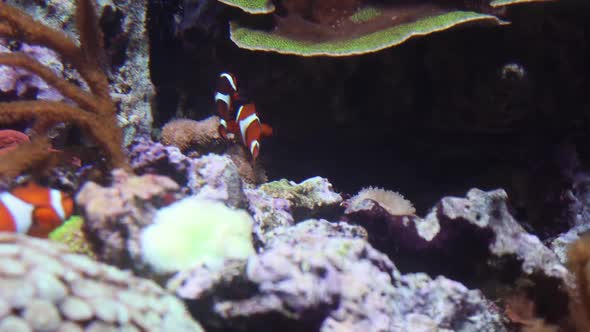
[0,0,127,177]
[0,232,204,331]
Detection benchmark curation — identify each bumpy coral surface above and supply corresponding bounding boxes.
[259,177,342,220]
[0,232,204,331]
[161,117,221,153]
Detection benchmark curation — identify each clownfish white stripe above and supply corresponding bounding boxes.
[0,192,33,233]
[215,92,231,106]
[250,140,259,155]
[236,105,245,122]
[50,189,65,220]
[220,73,237,91]
[219,118,228,129]
[239,113,259,144]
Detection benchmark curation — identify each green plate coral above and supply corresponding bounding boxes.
[218,0,275,14]
[490,0,554,7]
[230,10,505,57]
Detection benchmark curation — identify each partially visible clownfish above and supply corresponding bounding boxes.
[214,72,239,139]
[234,103,272,160]
[214,72,272,161]
[0,183,73,237]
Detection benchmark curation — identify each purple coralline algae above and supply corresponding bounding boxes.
[169,219,506,332]
[245,188,294,245]
[129,137,247,208]
[0,232,204,331]
[76,169,182,274]
[249,177,342,245]
[0,40,64,101]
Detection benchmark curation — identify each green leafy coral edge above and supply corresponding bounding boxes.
[218,0,275,14]
[490,0,554,7]
[230,11,507,57]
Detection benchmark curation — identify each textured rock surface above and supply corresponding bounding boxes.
[76,169,181,273]
[550,223,590,264]
[0,232,204,332]
[244,188,294,245]
[262,219,368,249]
[170,220,506,332]
[129,137,248,208]
[259,178,342,221]
[430,189,568,280]
[346,188,569,283]
[6,0,154,144]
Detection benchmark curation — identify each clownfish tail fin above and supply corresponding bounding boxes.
[261,123,273,137]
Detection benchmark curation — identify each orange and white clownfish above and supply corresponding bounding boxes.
[0,183,73,237]
[214,72,272,160]
[214,72,239,139]
[235,103,273,160]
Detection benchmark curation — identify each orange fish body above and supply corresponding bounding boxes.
[214,72,272,160]
[236,104,272,160]
[0,183,73,237]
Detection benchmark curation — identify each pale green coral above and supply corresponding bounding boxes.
[218,0,275,14]
[230,11,506,56]
[48,216,96,258]
[140,197,255,273]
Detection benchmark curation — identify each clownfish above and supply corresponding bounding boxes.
[214,72,272,160]
[235,104,273,160]
[0,183,73,237]
[215,72,239,139]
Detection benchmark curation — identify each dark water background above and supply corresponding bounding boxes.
[148,0,590,216]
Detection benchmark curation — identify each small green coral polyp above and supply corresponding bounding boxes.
[49,216,96,258]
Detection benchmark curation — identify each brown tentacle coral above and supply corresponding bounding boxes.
[0,0,127,176]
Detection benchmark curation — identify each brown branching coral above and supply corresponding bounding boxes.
[0,0,127,177]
